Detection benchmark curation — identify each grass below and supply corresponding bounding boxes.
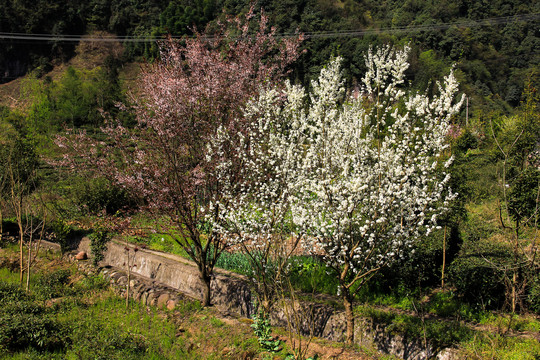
[134,233,190,257]
[216,251,340,296]
[356,303,470,350]
[459,333,540,360]
[0,267,19,283]
[0,241,376,360]
[355,299,540,358]
[477,313,540,333]
[0,246,269,360]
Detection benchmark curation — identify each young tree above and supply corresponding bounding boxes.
[57,9,301,306]
[239,45,463,343]
[0,112,40,286]
[206,101,302,314]
[489,83,540,313]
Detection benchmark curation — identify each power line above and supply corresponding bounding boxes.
[299,13,540,39]
[0,13,538,42]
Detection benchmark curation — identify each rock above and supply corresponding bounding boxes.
[75,251,88,260]
[167,299,178,310]
[157,293,170,308]
[437,348,459,360]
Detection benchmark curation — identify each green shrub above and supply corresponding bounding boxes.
[51,219,73,254]
[356,304,473,350]
[527,271,540,314]
[251,310,281,352]
[448,242,510,310]
[425,319,474,350]
[74,273,109,292]
[0,312,67,352]
[215,251,253,276]
[427,291,462,317]
[455,153,500,203]
[287,256,338,295]
[69,323,148,359]
[0,283,67,353]
[89,227,110,266]
[460,333,540,359]
[34,269,72,300]
[73,177,137,215]
[0,282,27,304]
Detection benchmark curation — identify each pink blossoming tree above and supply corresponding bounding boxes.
[59,9,301,306]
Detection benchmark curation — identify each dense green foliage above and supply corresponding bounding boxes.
[25,61,125,131]
[89,226,110,266]
[2,0,538,117]
[0,109,39,195]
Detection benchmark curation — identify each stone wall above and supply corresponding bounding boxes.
[41,238,455,360]
[77,238,255,317]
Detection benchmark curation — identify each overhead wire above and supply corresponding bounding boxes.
[0,13,538,43]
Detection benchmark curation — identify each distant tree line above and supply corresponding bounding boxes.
[1,0,538,117]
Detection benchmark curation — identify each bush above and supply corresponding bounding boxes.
[448,242,511,310]
[51,219,74,254]
[69,323,148,359]
[89,227,110,266]
[0,282,27,304]
[287,256,338,295]
[215,250,253,276]
[527,271,540,314]
[34,268,72,300]
[0,283,67,353]
[0,312,67,352]
[73,177,138,215]
[74,273,109,292]
[358,227,462,299]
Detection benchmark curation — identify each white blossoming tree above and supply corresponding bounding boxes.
[205,95,303,315]
[216,44,464,343]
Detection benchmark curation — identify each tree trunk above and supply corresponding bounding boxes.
[26,237,32,292]
[511,220,519,313]
[18,217,24,286]
[511,270,516,313]
[201,273,212,307]
[442,225,447,289]
[342,288,355,345]
[0,208,3,243]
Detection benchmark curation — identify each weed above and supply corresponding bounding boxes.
[209,316,224,327]
[33,268,72,300]
[215,251,252,275]
[251,310,281,352]
[355,304,474,350]
[460,332,540,359]
[0,283,67,353]
[479,313,540,333]
[287,256,338,295]
[74,273,109,292]
[50,219,73,254]
[175,300,202,316]
[89,227,110,266]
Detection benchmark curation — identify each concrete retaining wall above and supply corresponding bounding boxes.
[77,238,254,317]
[40,238,454,360]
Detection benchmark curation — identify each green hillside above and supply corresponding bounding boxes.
[1,0,538,114]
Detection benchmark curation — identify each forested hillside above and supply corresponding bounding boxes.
[1,0,538,114]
